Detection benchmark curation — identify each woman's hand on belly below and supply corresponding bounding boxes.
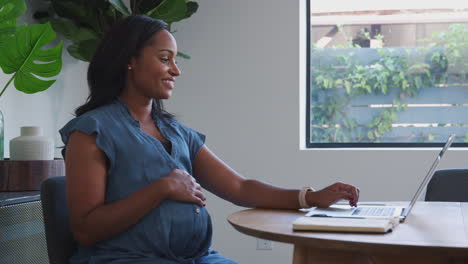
[160,169,206,207]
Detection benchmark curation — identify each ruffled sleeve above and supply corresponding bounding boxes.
[187,128,206,162]
[59,115,115,169]
[170,120,206,162]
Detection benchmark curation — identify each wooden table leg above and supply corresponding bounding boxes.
[292,244,462,264]
[292,245,369,264]
[292,245,308,264]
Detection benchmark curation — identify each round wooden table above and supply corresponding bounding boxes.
[227,202,468,264]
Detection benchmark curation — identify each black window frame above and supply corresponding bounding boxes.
[305,0,468,148]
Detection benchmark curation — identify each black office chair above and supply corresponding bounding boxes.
[41,176,77,264]
[425,169,468,202]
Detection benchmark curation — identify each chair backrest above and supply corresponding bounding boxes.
[41,176,77,264]
[425,169,468,202]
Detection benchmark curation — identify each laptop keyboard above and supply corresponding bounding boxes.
[352,207,395,217]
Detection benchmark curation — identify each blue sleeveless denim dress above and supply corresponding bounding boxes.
[59,99,238,264]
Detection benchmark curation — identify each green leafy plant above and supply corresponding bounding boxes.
[0,0,199,96]
[0,0,25,38]
[423,24,468,83]
[35,0,199,61]
[311,24,468,143]
[0,0,62,97]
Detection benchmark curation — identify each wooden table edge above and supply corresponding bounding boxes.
[227,208,468,258]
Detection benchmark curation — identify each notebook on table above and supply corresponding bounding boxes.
[293,215,400,233]
[293,134,455,233]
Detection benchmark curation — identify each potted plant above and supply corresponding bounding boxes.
[0,0,63,159]
[0,0,199,159]
[34,0,199,61]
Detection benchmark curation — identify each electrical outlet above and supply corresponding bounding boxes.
[256,238,273,250]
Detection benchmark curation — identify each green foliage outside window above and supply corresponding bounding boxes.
[311,24,468,143]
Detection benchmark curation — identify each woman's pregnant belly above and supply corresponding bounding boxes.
[144,200,212,259]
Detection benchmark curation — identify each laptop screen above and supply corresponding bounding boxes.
[402,134,455,220]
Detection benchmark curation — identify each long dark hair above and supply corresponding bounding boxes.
[75,15,173,118]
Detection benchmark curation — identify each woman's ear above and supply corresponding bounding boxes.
[128,57,137,71]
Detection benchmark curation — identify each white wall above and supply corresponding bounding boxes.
[166,0,468,263]
[2,0,468,263]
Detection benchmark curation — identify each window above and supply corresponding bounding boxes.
[306,0,468,147]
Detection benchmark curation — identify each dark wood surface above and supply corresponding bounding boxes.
[228,202,468,264]
[0,159,64,191]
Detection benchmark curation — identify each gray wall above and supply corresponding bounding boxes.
[165,0,468,263]
[1,0,467,263]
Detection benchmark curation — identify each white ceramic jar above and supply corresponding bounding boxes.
[10,126,54,160]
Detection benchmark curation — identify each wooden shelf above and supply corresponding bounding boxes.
[0,159,65,191]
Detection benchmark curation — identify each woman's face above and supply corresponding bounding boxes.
[127,30,181,100]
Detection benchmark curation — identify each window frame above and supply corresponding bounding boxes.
[305,0,468,148]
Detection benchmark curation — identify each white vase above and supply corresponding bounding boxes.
[10,126,54,160]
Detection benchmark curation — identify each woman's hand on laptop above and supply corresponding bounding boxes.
[306,182,360,208]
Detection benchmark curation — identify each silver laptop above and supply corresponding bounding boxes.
[304,134,456,223]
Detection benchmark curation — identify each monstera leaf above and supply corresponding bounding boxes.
[48,17,98,61]
[0,23,63,96]
[67,38,99,61]
[109,0,130,16]
[185,1,199,19]
[0,0,25,38]
[146,0,187,24]
[34,0,198,61]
